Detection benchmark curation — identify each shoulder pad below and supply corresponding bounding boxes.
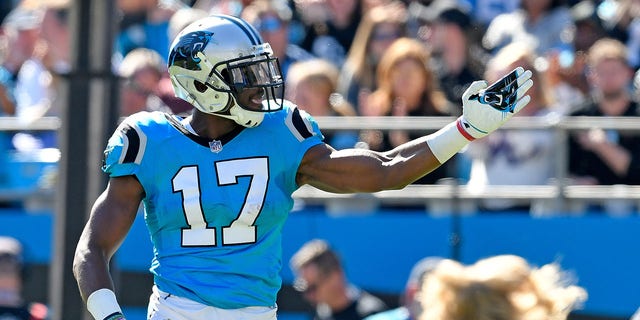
[281,102,321,142]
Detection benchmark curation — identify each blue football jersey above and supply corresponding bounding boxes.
[102,101,323,308]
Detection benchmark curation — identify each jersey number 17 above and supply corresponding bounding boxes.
[172,157,268,247]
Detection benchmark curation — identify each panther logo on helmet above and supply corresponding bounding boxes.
[168,31,214,71]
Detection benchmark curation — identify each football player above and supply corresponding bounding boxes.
[73,14,532,320]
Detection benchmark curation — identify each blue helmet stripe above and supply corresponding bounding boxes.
[219,15,261,46]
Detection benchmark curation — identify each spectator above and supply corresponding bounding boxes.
[404,0,428,40]
[0,4,41,119]
[117,48,172,117]
[603,0,640,69]
[286,59,358,150]
[296,0,362,67]
[419,0,486,115]
[337,1,406,113]
[0,1,69,192]
[363,257,444,320]
[414,255,587,320]
[14,0,71,150]
[0,2,63,205]
[462,0,519,27]
[0,3,51,192]
[40,0,70,75]
[483,0,575,56]
[241,0,314,81]
[0,4,36,188]
[543,0,606,115]
[115,0,177,64]
[290,239,389,320]
[0,236,48,320]
[0,4,55,155]
[360,37,454,185]
[0,1,73,152]
[569,0,608,54]
[465,42,558,214]
[568,38,640,213]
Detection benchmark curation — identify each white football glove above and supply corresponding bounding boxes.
[457,67,533,140]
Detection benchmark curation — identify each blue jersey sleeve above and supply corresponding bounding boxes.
[102,113,150,177]
[276,102,324,190]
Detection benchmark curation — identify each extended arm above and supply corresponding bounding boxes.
[298,137,442,193]
[298,67,533,193]
[73,175,144,319]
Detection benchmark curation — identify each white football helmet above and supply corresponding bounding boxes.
[168,14,284,127]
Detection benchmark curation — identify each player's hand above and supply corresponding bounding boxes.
[457,67,533,140]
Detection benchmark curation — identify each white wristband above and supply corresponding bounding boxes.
[87,288,124,320]
[426,118,471,163]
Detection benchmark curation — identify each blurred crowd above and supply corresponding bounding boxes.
[2,0,640,215]
[289,238,588,320]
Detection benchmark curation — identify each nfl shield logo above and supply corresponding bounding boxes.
[209,140,223,153]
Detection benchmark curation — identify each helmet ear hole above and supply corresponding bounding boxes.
[193,80,208,93]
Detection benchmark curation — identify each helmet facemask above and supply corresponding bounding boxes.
[215,50,285,116]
